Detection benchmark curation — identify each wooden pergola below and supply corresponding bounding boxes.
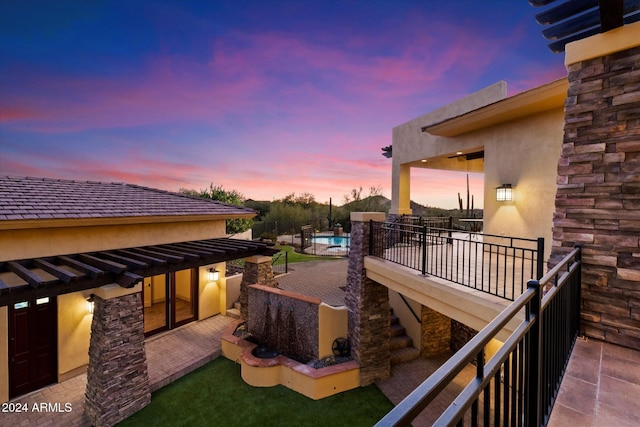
[0,238,277,306]
[530,0,640,52]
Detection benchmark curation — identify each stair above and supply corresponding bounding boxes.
[226,301,242,319]
[390,311,420,365]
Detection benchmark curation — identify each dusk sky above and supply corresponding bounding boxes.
[0,0,566,209]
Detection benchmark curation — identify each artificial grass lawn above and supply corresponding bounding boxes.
[118,358,394,427]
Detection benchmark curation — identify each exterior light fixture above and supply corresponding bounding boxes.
[496,184,513,202]
[87,294,95,314]
[208,268,219,282]
[421,159,427,163]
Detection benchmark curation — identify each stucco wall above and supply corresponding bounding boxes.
[482,108,565,258]
[58,291,94,376]
[199,263,224,319]
[318,303,348,359]
[391,82,565,260]
[391,82,507,215]
[0,219,227,261]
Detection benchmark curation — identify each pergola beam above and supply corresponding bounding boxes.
[33,258,78,283]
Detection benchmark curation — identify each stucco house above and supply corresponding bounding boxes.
[387,19,640,351]
[0,176,275,424]
[367,10,640,425]
[391,77,567,259]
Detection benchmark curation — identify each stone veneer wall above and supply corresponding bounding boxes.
[240,255,276,320]
[247,284,319,362]
[85,293,150,427]
[551,45,640,349]
[450,320,478,354]
[421,306,451,357]
[345,214,390,386]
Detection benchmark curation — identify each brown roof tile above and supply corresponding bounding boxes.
[0,176,256,221]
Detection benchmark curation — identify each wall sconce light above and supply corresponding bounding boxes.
[496,184,513,202]
[86,294,95,314]
[208,268,219,282]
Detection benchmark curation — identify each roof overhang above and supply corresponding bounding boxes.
[0,237,277,306]
[422,78,568,137]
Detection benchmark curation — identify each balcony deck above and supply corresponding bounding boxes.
[378,337,640,427]
[375,230,542,302]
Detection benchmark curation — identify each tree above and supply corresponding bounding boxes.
[335,186,388,231]
[179,184,253,235]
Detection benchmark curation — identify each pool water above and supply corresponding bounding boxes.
[311,236,350,248]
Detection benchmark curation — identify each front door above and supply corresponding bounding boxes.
[8,296,57,398]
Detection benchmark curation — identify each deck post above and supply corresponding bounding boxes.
[346,212,390,386]
[525,279,542,427]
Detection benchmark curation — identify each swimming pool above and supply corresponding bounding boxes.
[311,235,350,248]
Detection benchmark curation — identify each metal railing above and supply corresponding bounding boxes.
[302,228,351,257]
[375,246,582,427]
[226,249,289,276]
[271,250,288,276]
[370,221,543,301]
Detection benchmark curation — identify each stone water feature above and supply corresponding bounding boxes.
[247,285,316,363]
[221,284,359,399]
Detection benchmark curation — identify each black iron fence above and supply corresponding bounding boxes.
[305,230,351,257]
[370,221,543,301]
[376,246,582,426]
[253,220,318,241]
[225,248,289,276]
[271,250,288,276]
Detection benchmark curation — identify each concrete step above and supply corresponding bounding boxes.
[233,301,241,310]
[390,323,406,337]
[390,335,413,351]
[391,346,421,365]
[226,308,241,319]
[390,313,400,326]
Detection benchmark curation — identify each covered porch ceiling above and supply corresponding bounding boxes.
[0,238,277,306]
[406,147,485,173]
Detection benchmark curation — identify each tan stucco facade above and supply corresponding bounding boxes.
[0,213,242,403]
[0,217,227,262]
[391,79,568,259]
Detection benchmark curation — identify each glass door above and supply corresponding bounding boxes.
[171,269,197,328]
[143,274,168,336]
[143,268,198,336]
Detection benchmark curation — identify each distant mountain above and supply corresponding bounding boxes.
[246,196,481,218]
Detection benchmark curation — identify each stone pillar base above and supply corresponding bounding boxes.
[240,255,276,319]
[85,292,150,427]
[346,213,391,386]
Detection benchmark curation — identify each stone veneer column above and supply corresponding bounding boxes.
[240,255,276,320]
[421,306,451,357]
[551,45,640,348]
[345,212,390,386]
[85,285,150,427]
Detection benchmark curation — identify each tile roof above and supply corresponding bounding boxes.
[0,176,256,221]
